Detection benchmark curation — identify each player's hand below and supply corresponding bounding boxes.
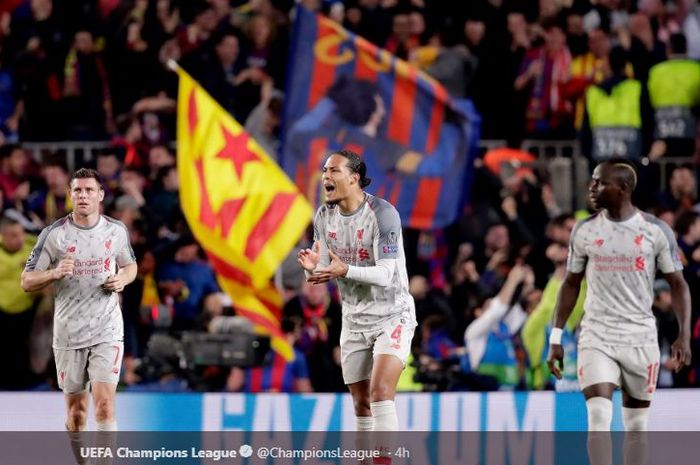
[102,274,127,293]
[307,250,348,284]
[52,258,75,280]
[547,344,565,380]
[297,242,321,271]
[671,336,692,373]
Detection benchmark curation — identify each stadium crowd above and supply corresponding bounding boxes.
[1,0,700,393]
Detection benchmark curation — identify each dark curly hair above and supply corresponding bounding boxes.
[328,149,372,188]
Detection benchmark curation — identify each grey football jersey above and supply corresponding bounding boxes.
[25,215,136,349]
[313,193,416,332]
[568,211,682,347]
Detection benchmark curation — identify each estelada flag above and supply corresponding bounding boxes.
[176,66,312,360]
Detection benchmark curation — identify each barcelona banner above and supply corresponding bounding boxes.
[176,67,312,360]
[281,8,480,229]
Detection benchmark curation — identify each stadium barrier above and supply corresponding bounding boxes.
[23,140,693,216]
[1,390,698,431]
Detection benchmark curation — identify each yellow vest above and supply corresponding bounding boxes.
[0,238,37,314]
[396,354,423,392]
[648,59,700,108]
[586,79,642,128]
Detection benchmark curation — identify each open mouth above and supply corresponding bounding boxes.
[324,184,335,193]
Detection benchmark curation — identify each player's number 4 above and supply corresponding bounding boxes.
[390,325,402,342]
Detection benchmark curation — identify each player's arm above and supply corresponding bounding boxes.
[307,250,396,286]
[546,270,584,379]
[664,271,692,370]
[103,229,139,293]
[551,271,585,329]
[103,262,138,293]
[299,209,330,278]
[344,202,402,287]
[21,267,67,292]
[547,220,587,379]
[343,257,395,286]
[21,227,70,292]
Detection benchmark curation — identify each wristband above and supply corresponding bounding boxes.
[549,327,563,345]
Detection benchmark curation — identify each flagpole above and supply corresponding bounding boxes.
[167,59,180,73]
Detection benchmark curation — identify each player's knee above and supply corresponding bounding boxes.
[67,409,87,431]
[353,397,371,417]
[622,407,649,431]
[586,397,613,431]
[94,398,114,422]
[369,383,394,402]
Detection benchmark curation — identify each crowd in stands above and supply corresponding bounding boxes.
[1,0,700,393]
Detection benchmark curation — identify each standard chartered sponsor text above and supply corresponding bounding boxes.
[258,446,381,461]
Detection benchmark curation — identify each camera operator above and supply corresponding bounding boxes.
[226,316,312,393]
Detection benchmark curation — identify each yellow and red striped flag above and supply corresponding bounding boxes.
[176,67,313,360]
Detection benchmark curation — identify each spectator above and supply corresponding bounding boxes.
[95,148,122,205]
[647,33,700,161]
[116,166,149,213]
[146,164,180,235]
[0,52,19,142]
[463,265,533,390]
[676,209,700,272]
[244,89,283,160]
[624,12,666,85]
[521,215,585,391]
[26,157,70,224]
[156,235,220,331]
[565,9,588,57]
[61,28,114,140]
[121,247,162,362]
[0,143,28,203]
[352,0,392,48]
[175,5,218,57]
[107,0,160,116]
[200,31,242,120]
[564,28,612,130]
[674,210,700,327]
[514,19,573,139]
[657,165,697,212]
[112,112,148,169]
[8,0,66,141]
[233,15,281,121]
[410,273,454,329]
[384,11,419,61]
[683,1,700,60]
[0,214,39,389]
[580,46,652,162]
[283,281,343,392]
[652,279,678,388]
[146,144,175,183]
[132,93,177,148]
[423,26,474,99]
